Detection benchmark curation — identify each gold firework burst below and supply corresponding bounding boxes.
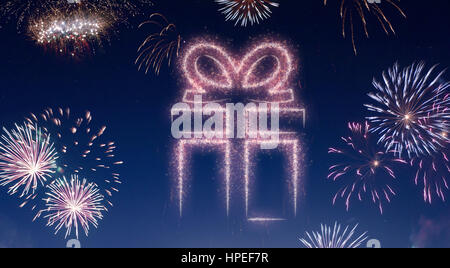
[324,0,406,55]
[136,13,182,75]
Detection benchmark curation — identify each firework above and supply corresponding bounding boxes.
[248,217,286,223]
[215,0,279,27]
[40,175,105,239]
[136,13,182,75]
[28,10,105,57]
[328,122,407,214]
[324,0,406,55]
[410,104,450,204]
[0,0,66,31]
[0,123,58,199]
[26,108,123,208]
[1,0,152,31]
[412,149,450,204]
[365,62,450,159]
[2,0,153,57]
[300,222,368,248]
[78,0,153,21]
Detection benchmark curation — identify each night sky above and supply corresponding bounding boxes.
[0,0,449,248]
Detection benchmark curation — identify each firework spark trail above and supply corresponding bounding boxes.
[328,122,407,214]
[215,0,280,27]
[181,41,295,95]
[174,40,304,219]
[136,13,182,75]
[324,0,406,55]
[0,123,58,199]
[0,0,66,31]
[365,62,450,159]
[26,108,123,208]
[245,139,301,217]
[412,149,450,204]
[300,222,368,248]
[40,175,105,239]
[410,104,450,204]
[79,0,153,21]
[176,139,231,217]
[248,217,286,222]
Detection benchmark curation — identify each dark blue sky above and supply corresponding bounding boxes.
[0,0,449,248]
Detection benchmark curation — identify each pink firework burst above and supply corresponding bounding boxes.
[412,148,450,204]
[411,103,450,204]
[0,123,58,198]
[41,175,106,239]
[328,122,407,214]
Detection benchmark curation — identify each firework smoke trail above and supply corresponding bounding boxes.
[26,108,123,208]
[215,0,280,27]
[0,123,58,201]
[365,62,450,159]
[40,175,105,239]
[328,122,407,214]
[324,0,406,55]
[300,222,368,248]
[136,13,182,75]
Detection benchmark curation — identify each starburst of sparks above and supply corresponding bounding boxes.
[136,13,182,75]
[1,0,153,31]
[26,108,123,208]
[28,11,104,57]
[300,222,368,248]
[0,123,58,199]
[328,122,407,214]
[324,0,406,55]
[40,175,106,239]
[215,0,280,27]
[365,62,450,159]
[2,0,153,57]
